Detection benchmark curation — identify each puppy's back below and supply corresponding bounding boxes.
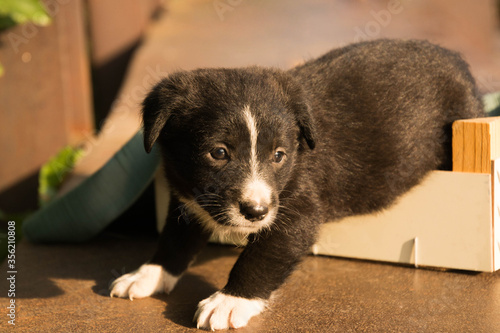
[289,39,483,218]
[292,39,483,124]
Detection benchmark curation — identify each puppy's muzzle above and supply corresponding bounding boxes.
[239,201,269,222]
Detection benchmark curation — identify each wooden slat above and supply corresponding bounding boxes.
[0,0,93,212]
[452,117,500,173]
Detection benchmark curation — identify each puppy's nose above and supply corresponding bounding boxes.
[239,201,269,222]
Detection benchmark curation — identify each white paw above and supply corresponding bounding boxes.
[194,291,266,330]
[109,263,179,300]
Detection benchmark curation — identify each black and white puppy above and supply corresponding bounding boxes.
[110,39,483,330]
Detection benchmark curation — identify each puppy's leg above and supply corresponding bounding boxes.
[110,197,211,299]
[195,209,318,330]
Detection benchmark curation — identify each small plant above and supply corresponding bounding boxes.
[39,146,85,207]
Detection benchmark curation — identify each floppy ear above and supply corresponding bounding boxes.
[142,72,196,153]
[273,72,316,150]
[290,95,316,150]
[142,86,169,153]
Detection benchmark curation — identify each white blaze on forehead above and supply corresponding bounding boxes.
[243,105,258,170]
[242,105,272,205]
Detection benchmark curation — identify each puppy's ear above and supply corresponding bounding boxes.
[142,72,196,153]
[142,86,169,153]
[291,96,316,150]
[273,72,316,150]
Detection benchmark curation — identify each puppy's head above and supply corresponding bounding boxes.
[142,67,315,235]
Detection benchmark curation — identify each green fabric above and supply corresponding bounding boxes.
[23,131,161,242]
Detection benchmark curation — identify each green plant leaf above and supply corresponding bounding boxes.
[38,146,85,207]
[0,0,51,31]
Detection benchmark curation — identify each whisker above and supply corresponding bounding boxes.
[198,203,223,208]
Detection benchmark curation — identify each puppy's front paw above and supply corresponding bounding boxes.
[194,291,266,330]
[109,264,178,300]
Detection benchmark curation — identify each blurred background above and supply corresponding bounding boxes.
[0,0,499,223]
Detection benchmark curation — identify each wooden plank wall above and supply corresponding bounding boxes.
[0,0,160,213]
[87,0,161,126]
[0,0,92,212]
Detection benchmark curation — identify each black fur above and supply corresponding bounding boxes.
[142,39,483,315]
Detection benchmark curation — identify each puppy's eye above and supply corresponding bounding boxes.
[273,150,286,164]
[210,148,228,160]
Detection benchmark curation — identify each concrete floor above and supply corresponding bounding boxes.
[2,234,500,332]
[4,0,500,331]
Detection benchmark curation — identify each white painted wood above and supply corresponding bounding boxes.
[492,160,500,270]
[313,170,494,272]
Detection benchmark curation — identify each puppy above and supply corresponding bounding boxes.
[110,39,483,330]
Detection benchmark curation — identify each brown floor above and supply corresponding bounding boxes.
[2,235,500,332]
[4,0,500,332]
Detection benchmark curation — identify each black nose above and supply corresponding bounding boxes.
[239,201,269,222]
